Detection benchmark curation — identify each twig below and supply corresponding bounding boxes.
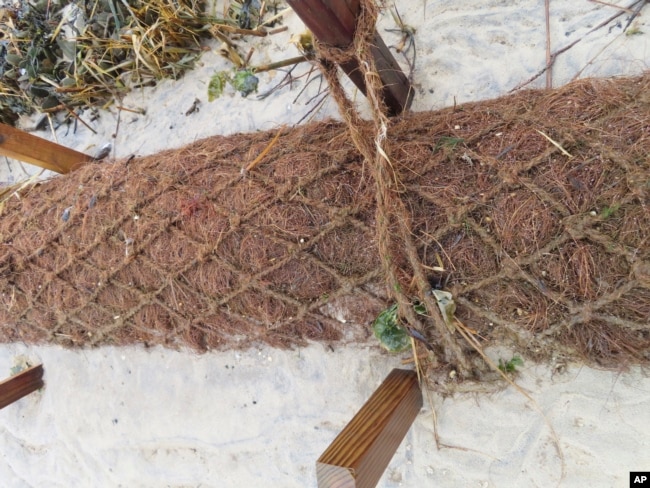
[545,0,552,88]
[212,24,283,37]
[536,129,573,157]
[112,105,122,140]
[400,353,430,364]
[510,1,637,92]
[244,127,283,172]
[295,92,329,125]
[256,63,318,100]
[259,7,292,27]
[42,104,67,114]
[115,105,146,115]
[570,30,620,81]
[244,47,255,67]
[268,26,289,35]
[256,67,298,99]
[294,68,325,104]
[211,27,237,48]
[302,83,327,106]
[62,104,94,135]
[252,55,311,73]
[588,0,635,13]
[386,6,417,82]
[290,66,318,98]
[410,337,421,384]
[623,0,648,31]
[220,25,269,37]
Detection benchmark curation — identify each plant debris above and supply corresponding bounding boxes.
[0,0,288,125]
[372,304,410,353]
[0,0,234,125]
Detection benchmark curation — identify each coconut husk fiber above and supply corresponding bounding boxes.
[1,73,649,373]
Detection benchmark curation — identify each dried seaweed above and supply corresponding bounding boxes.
[0,0,216,124]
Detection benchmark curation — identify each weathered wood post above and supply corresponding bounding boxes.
[285,0,413,116]
[0,364,44,409]
[0,123,91,173]
[316,369,422,488]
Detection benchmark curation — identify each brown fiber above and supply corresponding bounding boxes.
[0,73,649,375]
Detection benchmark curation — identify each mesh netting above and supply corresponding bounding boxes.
[1,73,649,371]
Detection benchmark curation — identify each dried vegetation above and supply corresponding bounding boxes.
[0,0,296,125]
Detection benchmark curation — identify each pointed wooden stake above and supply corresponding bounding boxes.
[286,0,413,116]
[0,364,44,409]
[316,369,422,488]
[0,123,91,174]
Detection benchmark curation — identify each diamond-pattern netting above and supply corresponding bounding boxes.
[1,74,649,367]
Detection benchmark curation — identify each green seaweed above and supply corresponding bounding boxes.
[207,68,259,100]
[208,71,229,101]
[372,304,410,353]
[231,69,259,97]
[498,355,523,373]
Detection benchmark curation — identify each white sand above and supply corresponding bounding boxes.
[2,1,650,486]
[2,344,649,487]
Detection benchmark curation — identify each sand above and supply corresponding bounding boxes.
[2,344,649,487]
[1,0,649,486]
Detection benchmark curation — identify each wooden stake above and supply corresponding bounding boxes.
[316,369,422,488]
[0,123,91,174]
[286,0,413,116]
[0,364,44,410]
